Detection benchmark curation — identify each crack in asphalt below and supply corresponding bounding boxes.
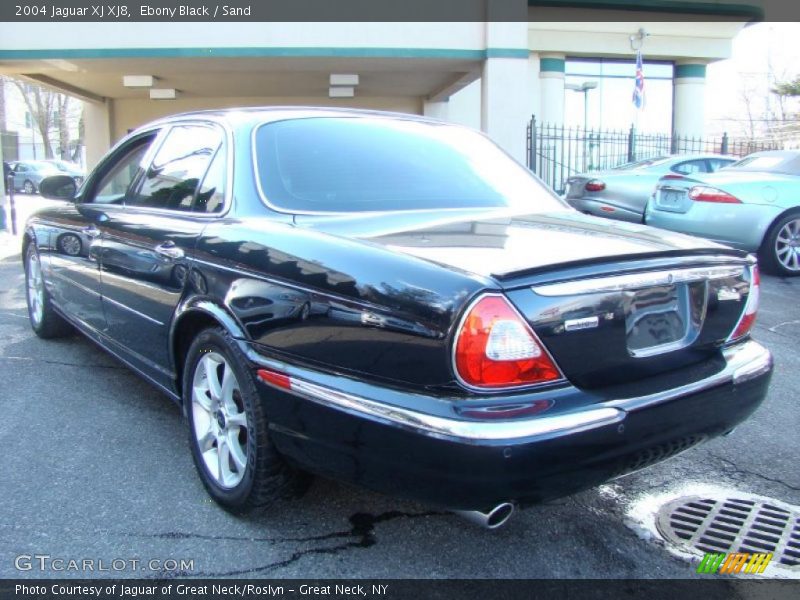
[0,355,125,370]
[156,510,448,578]
[707,452,800,492]
[0,310,28,320]
[767,319,800,334]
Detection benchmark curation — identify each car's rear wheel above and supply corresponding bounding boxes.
[184,327,309,513]
[23,180,35,194]
[760,212,800,276]
[24,244,72,338]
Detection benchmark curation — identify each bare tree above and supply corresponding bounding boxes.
[0,76,7,131]
[71,110,84,163]
[12,80,57,158]
[10,79,84,161]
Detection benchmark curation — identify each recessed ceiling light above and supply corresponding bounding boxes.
[329,86,355,98]
[123,75,156,88]
[330,74,359,86]
[149,88,178,100]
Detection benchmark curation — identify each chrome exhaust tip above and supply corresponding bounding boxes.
[453,502,515,529]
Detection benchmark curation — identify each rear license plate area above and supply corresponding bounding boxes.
[656,189,686,212]
[625,284,703,357]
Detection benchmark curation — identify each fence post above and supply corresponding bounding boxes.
[529,115,536,173]
[721,132,729,155]
[670,132,678,155]
[627,124,636,162]
[6,173,17,236]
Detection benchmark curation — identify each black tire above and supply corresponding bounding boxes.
[23,180,35,194]
[183,327,310,513]
[758,210,800,276]
[24,243,72,338]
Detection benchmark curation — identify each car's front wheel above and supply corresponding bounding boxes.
[24,244,72,338]
[184,327,309,513]
[760,211,800,276]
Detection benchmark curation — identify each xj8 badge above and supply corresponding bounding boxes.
[564,316,600,331]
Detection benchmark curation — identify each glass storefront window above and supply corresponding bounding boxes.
[564,58,674,133]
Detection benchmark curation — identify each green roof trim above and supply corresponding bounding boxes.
[675,63,707,78]
[528,0,763,20]
[486,48,530,59]
[0,47,528,61]
[540,57,566,73]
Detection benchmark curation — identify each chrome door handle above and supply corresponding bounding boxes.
[82,225,100,238]
[155,241,184,260]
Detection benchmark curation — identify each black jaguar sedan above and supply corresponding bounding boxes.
[24,108,772,528]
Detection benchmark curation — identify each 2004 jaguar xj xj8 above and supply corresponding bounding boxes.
[23,108,772,528]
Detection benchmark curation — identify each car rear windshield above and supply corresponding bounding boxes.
[728,154,800,175]
[253,117,567,213]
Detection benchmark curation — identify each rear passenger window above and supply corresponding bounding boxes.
[128,124,223,211]
[707,159,734,172]
[672,160,707,175]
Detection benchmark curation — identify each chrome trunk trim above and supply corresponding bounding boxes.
[532,265,744,296]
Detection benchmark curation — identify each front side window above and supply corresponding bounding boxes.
[254,117,568,214]
[92,135,156,204]
[128,124,224,211]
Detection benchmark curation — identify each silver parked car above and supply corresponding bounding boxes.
[645,150,800,276]
[565,154,735,223]
[9,160,64,194]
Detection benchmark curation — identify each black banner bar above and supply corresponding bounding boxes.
[1,0,799,23]
[1,580,799,600]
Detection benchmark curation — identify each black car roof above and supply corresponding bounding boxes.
[137,106,446,133]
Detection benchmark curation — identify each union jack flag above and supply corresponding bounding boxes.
[632,50,645,109]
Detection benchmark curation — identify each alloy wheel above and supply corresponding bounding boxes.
[775,218,800,272]
[191,352,249,489]
[26,251,45,327]
[23,180,35,194]
[59,234,82,256]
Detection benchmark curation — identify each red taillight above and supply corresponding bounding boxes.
[728,265,760,342]
[454,295,562,389]
[585,179,606,192]
[689,186,741,204]
[662,174,685,180]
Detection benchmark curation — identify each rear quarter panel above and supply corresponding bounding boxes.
[188,217,490,390]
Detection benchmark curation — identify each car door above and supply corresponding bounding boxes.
[12,163,28,191]
[47,132,159,333]
[98,122,227,386]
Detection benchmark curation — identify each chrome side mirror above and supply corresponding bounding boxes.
[38,175,77,201]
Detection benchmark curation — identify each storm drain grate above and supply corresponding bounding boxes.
[656,495,800,570]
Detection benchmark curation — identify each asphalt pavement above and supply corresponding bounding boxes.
[0,199,798,580]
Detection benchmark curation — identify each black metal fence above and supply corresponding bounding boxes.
[526,116,783,193]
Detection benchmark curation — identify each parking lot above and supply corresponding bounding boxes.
[0,198,798,579]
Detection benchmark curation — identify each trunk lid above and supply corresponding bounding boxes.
[296,209,740,280]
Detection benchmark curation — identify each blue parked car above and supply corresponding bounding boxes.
[645,150,800,276]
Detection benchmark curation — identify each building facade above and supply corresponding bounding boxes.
[0,6,756,168]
